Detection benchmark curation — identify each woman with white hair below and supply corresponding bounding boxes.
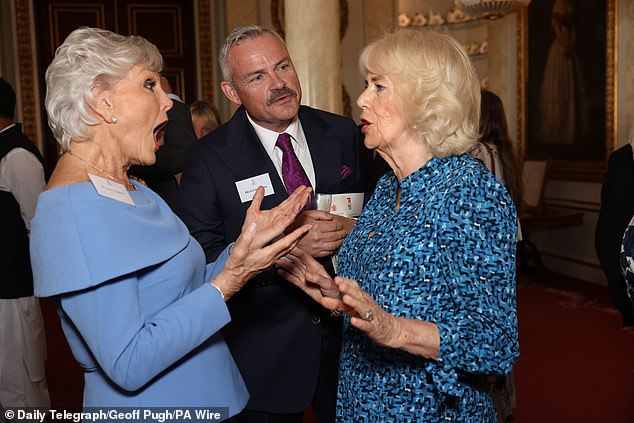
[278,29,519,422]
[30,27,311,418]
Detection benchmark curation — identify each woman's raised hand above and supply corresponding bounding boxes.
[212,186,312,300]
[245,185,312,250]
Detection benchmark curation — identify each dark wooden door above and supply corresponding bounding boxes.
[34,0,196,169]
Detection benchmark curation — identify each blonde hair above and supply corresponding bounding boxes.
[45,27,163,152]
[359,29,481,157]
[190,100,221,130]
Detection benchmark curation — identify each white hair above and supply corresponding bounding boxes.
[45,27,163,152]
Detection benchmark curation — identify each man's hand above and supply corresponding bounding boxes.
[332,214,356,236]
[286,210,349,257]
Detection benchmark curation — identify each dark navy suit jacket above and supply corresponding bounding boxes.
[595,144,634,326]
[177,105,370,413]
[130,100,196,211]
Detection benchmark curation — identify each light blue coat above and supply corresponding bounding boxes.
[30,180,248,418]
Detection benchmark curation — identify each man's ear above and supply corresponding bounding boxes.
[220,81,242,106]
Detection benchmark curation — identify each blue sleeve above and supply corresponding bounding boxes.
[204,244,232,282]
[426,172,519,396]
[59,268,230,392]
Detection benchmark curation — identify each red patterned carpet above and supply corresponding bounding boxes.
[513,271,634,423]
[41,270,634,422]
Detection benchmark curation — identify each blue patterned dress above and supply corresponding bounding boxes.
[336,155,519,422]
[618,218,634,315]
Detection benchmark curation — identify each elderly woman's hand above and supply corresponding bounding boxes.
[211,186,312,300]
[336,277,440,359]
[278,249,441,359]
[244,185,312,250]
[276,247,342,308]
[334,277,401,348]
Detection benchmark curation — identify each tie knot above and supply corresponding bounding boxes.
[276,133,293,152]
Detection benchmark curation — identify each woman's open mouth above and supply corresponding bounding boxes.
[153,121,168,150]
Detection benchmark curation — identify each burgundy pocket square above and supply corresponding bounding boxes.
[340,165,352,180]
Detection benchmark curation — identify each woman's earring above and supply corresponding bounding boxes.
[111,117,118,124]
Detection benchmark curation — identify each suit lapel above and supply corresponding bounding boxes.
[212,107,288,204]
[209,106,345,204]
[299,107,342,193]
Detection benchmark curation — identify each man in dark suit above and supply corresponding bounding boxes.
[178,26,369,423]
[129,77,197,211]
[595,142,634,327]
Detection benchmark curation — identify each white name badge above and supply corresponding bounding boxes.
[235,173,275,203]
[88,173,135,206]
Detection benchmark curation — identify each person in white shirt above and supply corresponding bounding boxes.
[0,77,50,408]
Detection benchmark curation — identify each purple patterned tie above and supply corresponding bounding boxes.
[276,133,313,206]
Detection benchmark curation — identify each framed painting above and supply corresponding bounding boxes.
[517,0,617,181]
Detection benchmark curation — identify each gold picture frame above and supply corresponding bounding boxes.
[517,0,617,182]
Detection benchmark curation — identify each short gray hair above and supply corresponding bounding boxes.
[45,27,163,152]
[359,29,481,157]
[219,25,285,84]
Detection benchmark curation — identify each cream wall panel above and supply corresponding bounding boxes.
[342,0,364,122]
[286,0,342,114]
[226,0,258,36]
[364,0,394,44]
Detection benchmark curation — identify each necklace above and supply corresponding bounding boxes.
[67,150,135,190]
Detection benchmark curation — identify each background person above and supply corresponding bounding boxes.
[0,77,50,409]
[278,29,519,422]
[619,216,634,327]
[190,100,222,139]
[128,76,197,211]
[177,25,370,423]
[469,88,523,423]
[596,127,634,328]
[469,89,523,211]
[30,27,311,418]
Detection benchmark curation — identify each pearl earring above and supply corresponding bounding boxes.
[111,117,118,124]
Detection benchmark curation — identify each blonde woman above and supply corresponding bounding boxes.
[279,29,519,422]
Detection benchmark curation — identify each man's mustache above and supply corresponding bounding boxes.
[267,87,297,106]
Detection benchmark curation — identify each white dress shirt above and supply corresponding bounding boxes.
[0,124,46,231]
[246,113,316,190]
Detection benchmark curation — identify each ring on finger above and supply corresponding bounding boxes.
[364,309,374,322]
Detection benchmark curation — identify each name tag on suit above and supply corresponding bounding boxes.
[235,173,275,203]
